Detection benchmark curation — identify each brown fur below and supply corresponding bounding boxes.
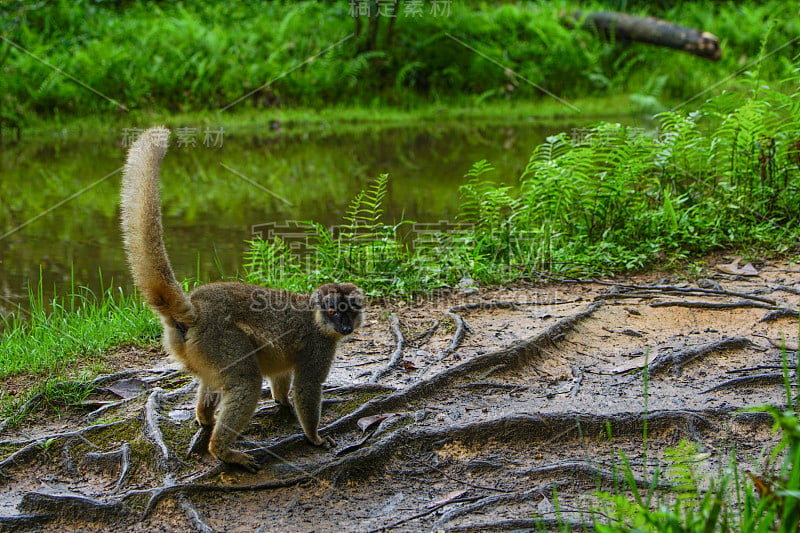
[121,128,363,471]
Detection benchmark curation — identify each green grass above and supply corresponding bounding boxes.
[0,272,158,378]
[591,342,800,532]
[2,1,799,126]
[17,93,639,141]
[0,271,159,422]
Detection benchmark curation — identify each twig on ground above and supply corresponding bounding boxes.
[407,320,440,347]
[367,495,483,533]
[432,482,569,530]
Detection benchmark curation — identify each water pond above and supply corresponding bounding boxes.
[0,115,640,313]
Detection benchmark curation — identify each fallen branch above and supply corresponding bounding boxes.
[370,313,405,383]
[564,10,721,61]
[649,337,751,377]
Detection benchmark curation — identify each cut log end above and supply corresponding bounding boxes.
[564,11,722,61]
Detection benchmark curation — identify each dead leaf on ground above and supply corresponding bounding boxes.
[430,489,468,507]
[768,337,799,351]
[357,413,400,432]
[716,256,759,276]
[105,378,148,399]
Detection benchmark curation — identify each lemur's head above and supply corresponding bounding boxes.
[311,283,364,338]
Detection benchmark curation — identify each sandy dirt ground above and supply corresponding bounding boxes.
[1,257,798,532]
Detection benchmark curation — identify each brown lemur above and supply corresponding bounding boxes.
[120,127,364,472]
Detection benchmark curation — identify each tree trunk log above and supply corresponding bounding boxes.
[565,11,721,61]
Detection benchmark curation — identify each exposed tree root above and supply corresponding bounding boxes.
[447,517,594,532]
[142,408,728,515]
[370,313,405,383]
[412,458,510,493]
[648,337,751,377]
[366,495,484,532]
[650,300,785,311]
[18,491,131,522]
[324,383,397,395]
[441,310,469,360]
[449,301,520,313]
[176,492,215,533]
[322,301,604,437]
[772,285,800,296]
[570,364,584,398]
[431,482,571,530]
[761,307,799,322]
[593,282,778,305]
[515,459,672,489]
[406,320,439,347]
[4,285,793,530]
[702,373,786,394]
[83,443,132,493]
[0,514,53,530]
[143,388,174,469]
[0,421,125,471]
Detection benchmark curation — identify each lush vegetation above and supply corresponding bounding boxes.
[246,83,800,295]
[2,1,800,528]
[0,273,159,422]
[2,0,799,124]
[590,352,800,532]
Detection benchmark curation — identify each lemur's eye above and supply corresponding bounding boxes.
[326,308,336,316]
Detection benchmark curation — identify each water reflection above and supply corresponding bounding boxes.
[0,118,628,313]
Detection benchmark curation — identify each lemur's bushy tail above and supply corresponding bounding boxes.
[121,127,196,324]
